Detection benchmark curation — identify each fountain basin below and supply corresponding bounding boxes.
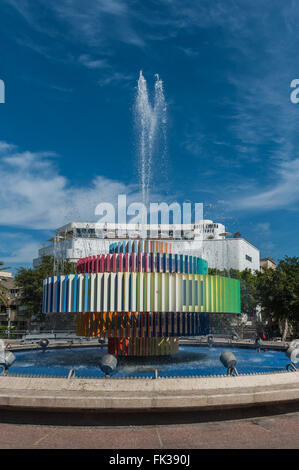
[0,343,298,415]
[8,344,289,378]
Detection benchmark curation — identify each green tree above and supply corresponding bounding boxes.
[256,256,299,341]
[15,256,76,320]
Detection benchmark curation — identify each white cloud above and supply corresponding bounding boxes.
[78,54,110,70]
[0,142,140,230]
[230,158,299,211]
[5,0,145,48]
[98,72,134,87]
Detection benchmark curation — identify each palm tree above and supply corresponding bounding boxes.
[0,262,11,307]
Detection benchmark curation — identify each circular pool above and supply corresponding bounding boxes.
[8,345,288,379]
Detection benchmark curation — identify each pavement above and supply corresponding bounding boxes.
[1,407,299,448]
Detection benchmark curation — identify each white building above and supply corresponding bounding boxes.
[33,219,260,272]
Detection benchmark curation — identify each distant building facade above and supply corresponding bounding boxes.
[0,271,29,330]
[33,219,260,273]
[260,257,276,272]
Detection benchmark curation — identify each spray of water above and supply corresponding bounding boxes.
[134,71,167,206]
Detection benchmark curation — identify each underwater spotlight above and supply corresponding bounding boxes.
[286,346,299,371]
[39,338,49,349]
[0,350,16,375]
[220,351,238,376]
[100,354,118,377]
[255,337,263,353]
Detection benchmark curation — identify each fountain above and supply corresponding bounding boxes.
[43,240,241,357]
[134,71,167,205]
[42,72,240,359]
[1,72,297,420]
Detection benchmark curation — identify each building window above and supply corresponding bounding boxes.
[246,254,252,262]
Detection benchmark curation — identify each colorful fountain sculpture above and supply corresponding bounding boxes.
[42,240,241,356]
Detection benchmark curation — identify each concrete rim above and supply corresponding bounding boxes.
[0,370,299,413]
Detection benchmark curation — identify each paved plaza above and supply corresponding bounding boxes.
[1,406,299,449]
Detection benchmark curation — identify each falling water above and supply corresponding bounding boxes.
[134,71,167,206]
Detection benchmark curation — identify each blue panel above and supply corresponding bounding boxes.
[122,274,125,311]
[64,275,68,313]
[84,274,89,311]
[189,280,192,305]
[180,255,184,273]
[175,254,178,273]
[50,277,54,313]
[183,280,187,305]
[185,255,189,273]
[200,312,210,335]
[56,276,61,313]
[128,273,131,311]
[73,274,78,312]
[159,312,163,337]
[171,312,174,337]
[201,281,204,306]
[189,256,192,274]
[195,280,198,305]
[156,254,160,272]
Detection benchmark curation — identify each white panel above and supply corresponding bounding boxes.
[77,275,82,312]
[47,277,52,313]
[96,274,103,311]
[140,272,144,312]
[103,273,109,312]
[175,274,182,311]
[117,272,123,312]
[90,273,96,311]
[154,273,159,312]
[110,273,116,311]
[131,272,136,312]
[59,276,65,313]
[53,276,57,313]
[146,273,151,312]
[68,275,74,312]
[124,273,130,311]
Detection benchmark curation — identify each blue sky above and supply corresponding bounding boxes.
[0,0,299,269]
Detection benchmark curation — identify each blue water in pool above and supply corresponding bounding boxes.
[9,345,288,379]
